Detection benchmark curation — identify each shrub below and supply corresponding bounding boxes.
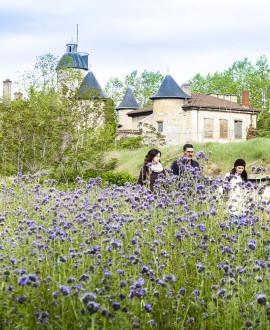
[116,136,144,150]
[101,170,137,185]
[50,167,136,186]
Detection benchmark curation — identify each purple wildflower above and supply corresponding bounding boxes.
[180,288,186,296]
[81,292,97,303]
[110,239,122,249]
[18,275,31,286]
[112,301,121,311]
[16,295,27,303]
[60,285,71,296]
[196,151,206,160]
[86,301,100,313]
[257,293,267,305]
[248,239,256,250]
[144,303,152,312]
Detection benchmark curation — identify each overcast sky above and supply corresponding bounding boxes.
[1,0,270,97]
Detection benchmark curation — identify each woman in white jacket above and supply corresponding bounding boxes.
[223,158,248,218]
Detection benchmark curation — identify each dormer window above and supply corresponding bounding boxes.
[66,42,78,53]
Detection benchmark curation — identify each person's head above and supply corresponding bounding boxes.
[231,158,247,181]
[183,144,194,160]
[144,148,161,165]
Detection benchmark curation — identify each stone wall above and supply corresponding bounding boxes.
[117,109,133,130]
[143,98,186,145]
[57,68,87,96]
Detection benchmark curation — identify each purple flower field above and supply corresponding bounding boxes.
[0,163,270,329]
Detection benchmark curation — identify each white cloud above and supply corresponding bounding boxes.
[1,0,270,96]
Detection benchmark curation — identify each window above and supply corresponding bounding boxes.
[220,119,228,138]
[158,122,163,133]
[234,121,242,139]
[204,118,213,138]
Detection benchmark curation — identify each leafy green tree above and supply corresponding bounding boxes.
[105,70,164,107]
[0,55,117,178]
[188,56,270,109]
[0,89,69,174]
[58,89,117,181]
[15,53,59,95]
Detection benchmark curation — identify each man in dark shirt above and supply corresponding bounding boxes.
[171,143,200,176]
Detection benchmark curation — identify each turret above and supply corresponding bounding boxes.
[116,88,139,130]
[57,40,89,94]
[149,74,192,145]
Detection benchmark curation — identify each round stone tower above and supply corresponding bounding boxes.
[150,75,192,145]
[57,40,89,94]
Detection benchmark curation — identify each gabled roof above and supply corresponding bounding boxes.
[116,88,140,110]
[78,71,108,98]
[183,93,261,113]
[127,105,153,117]
[150,75,192,100]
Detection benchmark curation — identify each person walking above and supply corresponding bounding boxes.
[223,158,248,219]
[171,144,200,176]
[137,148,166,191]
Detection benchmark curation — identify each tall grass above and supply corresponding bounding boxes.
[110,138,270,176]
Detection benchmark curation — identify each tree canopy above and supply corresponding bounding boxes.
[105,70,164,107]
[188,55,270,110]
[0,54,117,179]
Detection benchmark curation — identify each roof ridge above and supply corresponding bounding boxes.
[186,92,261,112]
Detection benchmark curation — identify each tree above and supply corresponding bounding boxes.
[188,55,270,136]
[105,70,164,107]
[0,54,117,178]
[0,89,69,174]
[15,53,59,96]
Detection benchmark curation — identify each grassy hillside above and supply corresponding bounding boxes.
[109,138,270,177]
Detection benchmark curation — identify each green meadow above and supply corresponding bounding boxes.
[110,138,270,177]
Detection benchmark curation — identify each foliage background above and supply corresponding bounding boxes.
[105,70,164,107]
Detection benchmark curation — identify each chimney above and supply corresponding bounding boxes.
[242,89,249,107]
[181,84,191,96]
[3,79,12,100]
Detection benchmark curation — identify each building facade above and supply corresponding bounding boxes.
[117,75,260,145]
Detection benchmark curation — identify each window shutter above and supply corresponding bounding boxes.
[220,119,228,138]
[204,118,213,138]
[234,121,242,139]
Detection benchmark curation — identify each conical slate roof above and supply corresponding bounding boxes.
[57,52,88,70]
[150,75,192,100]
[116,88,140,110]
[78,71,108,98]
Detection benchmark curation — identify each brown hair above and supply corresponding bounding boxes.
[144,148,161,166]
